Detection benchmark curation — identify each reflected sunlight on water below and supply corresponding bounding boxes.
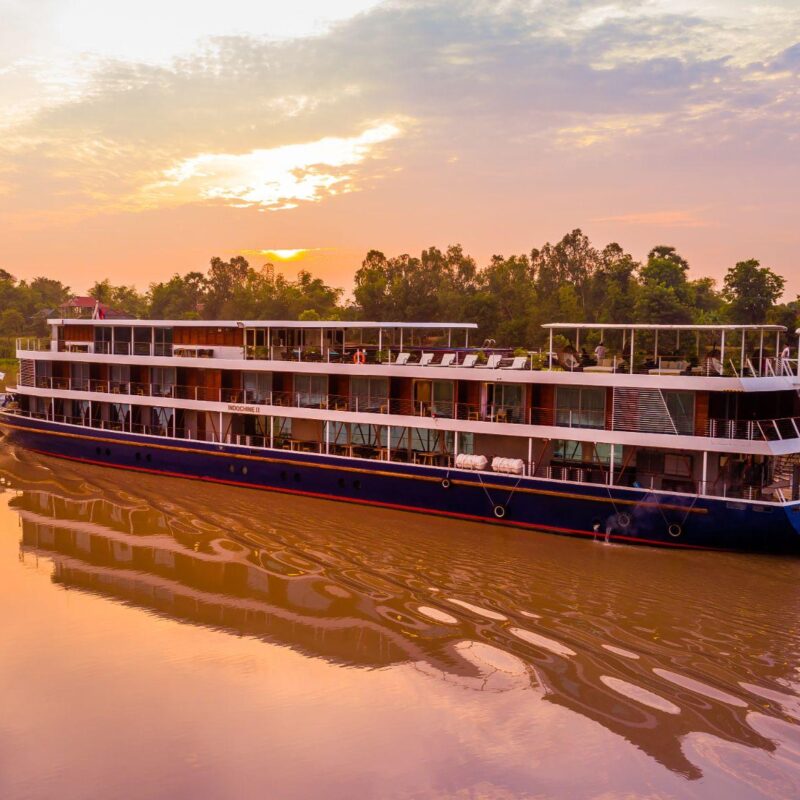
[0,445,799,799]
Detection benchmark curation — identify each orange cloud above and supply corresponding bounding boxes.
[591,210,714,229]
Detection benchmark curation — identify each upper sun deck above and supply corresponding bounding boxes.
[14,318,799,385]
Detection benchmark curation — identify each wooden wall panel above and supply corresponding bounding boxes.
[695,391,709,437]
[62,325,93,341]
[173,327,244,346]
[538,385,554,426]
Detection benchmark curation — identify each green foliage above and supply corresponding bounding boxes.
[0,233,794,345]
[723,259,786,324]
[89,279,148,318]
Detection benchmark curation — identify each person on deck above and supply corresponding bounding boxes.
[594,341,606,362]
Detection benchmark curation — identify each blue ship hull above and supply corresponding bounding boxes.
[3,413,799,553]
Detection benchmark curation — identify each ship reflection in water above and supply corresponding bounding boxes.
[1,447,800,799]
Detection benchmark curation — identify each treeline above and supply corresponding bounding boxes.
[1,230,797,348]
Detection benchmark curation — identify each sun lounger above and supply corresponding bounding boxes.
[394,352,411,365]
[438,353,456,367]
[502,356,527,370]
[455,353,478,368]
[476,354,502,369]
[648,360,689,375]
[418,352,434,366]
[585,357,620,373]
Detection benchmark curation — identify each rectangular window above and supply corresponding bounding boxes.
[432,380,454,417]
[70,362,89,390]
[486,383,524,423]
[242,371,272,403]
[134,327,152,355]
[151,367,176,396]
[93,326,112,354]
[293,374,328,407]
[113,327,132,355]
[552,440,621,465]
[245,328,267,358]
[664,391,695,435]
[154,327,173,356]
[555,386,605,429]
[351,376,389,412]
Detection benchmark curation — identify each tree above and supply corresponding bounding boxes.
[89,279,148,317]
[148,272,207,319]
[0,308,25,336]
[635,246,693,323]
[723,259,786,324]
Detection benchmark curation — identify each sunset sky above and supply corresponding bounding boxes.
[1,0,798,296]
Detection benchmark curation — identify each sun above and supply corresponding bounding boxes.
[266,249,309,260]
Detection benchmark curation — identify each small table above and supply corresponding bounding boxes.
[414,451,440,466]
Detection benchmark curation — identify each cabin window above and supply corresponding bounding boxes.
[553,440,621,466]
[245,328,268,358]
[293,374,328,407]
[34,361,52,387]
[151,406,173,435]
[555,386,605,429]
[70,362,90,391]
[134,327,152,355]
[664,391,694,435]
[242,371,272,403]
[432,380,454,417]
[111,364,131,383]
[93,326,112,354]
[113,327,132,355]
[151,367,176,396]
[351,376,389,411]
[485,383,524,423]
[110,403,130,429]
[154,327,173,356]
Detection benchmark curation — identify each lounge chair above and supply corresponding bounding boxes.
[502,356,527,370]
[394,352,411,365]
[585,357,618,373]
[476,354,502,369]
[456,353,478,368]
[648,360,689,375]
[418,352,434,366]
[439,353,456,367]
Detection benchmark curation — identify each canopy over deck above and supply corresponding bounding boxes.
[542,322,795,378]
[49,319,478,330]
[542,323,786,332]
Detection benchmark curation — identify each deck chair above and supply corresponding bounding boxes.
[457,353,478,368]
[418,352,434,366]
[439,353,456,367]
[394,352,411,365]
[502,356,527,370]
[476,354,502,369]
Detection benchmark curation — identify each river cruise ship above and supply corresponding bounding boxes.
[2,318,800,552]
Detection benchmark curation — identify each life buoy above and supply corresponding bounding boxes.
[493,505,506,519]
[441,478,451,489]
[617,512,631,529]
[668,523,682,537]
[353,350,366,364]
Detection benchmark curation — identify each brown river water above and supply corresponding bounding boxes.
[0,444,799,799]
